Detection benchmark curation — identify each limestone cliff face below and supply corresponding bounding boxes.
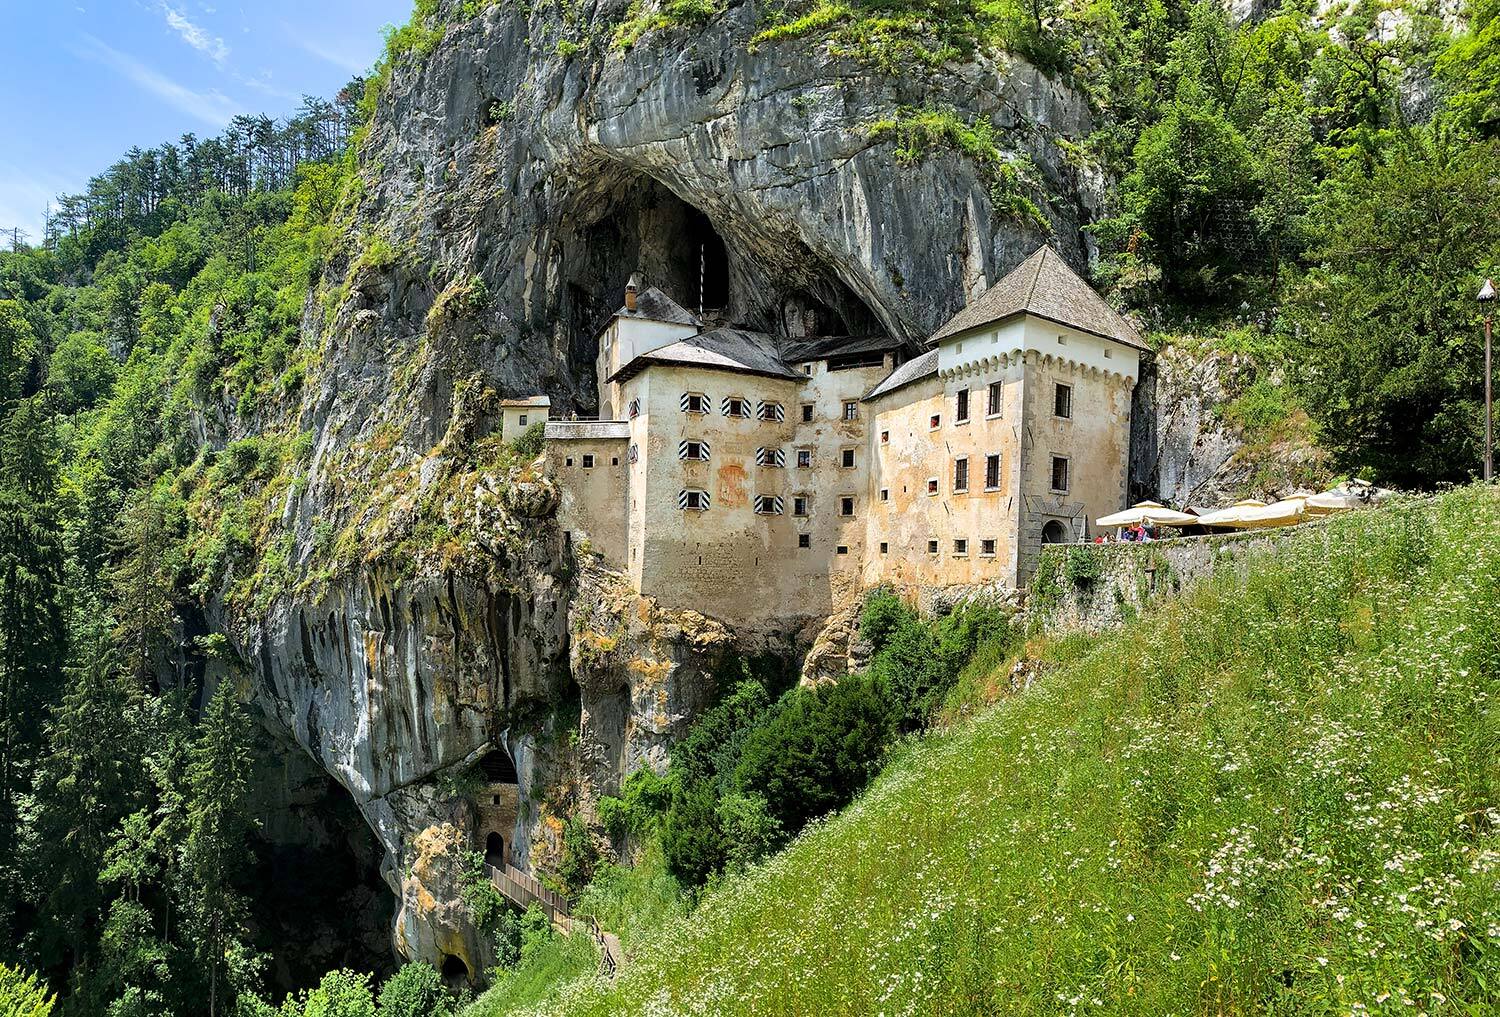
[207,0,1144,976]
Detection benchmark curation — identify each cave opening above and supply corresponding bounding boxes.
[441,954,471,989]
[478,747,518,784]
[682,206,729,316]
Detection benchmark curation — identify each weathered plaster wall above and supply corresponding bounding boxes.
[547,433,630,565]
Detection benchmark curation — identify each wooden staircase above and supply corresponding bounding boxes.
[486,860,624,977]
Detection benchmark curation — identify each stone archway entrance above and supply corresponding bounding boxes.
[1042,519,1069,544]
[485,832,506,868]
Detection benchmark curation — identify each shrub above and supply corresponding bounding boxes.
[662,784,727,885]
[0,964,54,1017]
[732,677,894,835]
[597,767,674,839]
[668,674,774,793]
[716,792,782,873]
[555,818,600,898]
[510,420,544,459]
[376,963,454,1017]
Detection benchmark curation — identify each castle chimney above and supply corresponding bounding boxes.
[624,273,641,312]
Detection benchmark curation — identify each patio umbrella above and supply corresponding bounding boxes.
[1095,500,1200,528]
[1305,479,1390,515]
[1197,497,1307,530]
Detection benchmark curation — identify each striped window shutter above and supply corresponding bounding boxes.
[755,447,786,467]
[628,398,640,419]
[757,401,785,421]
[720,396,733,416]
[678,489,709,511]
[680,393,691,412]
[678,439,710,460]
[627,443,639,464]
[754,495,785,515]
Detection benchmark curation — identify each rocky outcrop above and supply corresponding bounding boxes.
[202,0,1139,975]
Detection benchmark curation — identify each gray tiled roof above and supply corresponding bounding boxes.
[864,349,939,401]
[930,246,1146,350]
[614,328,805,382]
[617,286,700,326]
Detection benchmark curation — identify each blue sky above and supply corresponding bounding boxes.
[0,0,413,243]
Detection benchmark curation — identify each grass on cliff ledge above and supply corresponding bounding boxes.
[474,485,1500,1016]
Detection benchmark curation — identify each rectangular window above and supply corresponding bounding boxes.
[518,414,528,427]
[927,539,939,554]
[956,388,970,423]
[953,538,968,556]
[723,396,751,418]
[682,392,709,415]
[840,496,855,516]
[793,495,809,517]
[843,401,859,421]
[565,457,574,467]
[985,453,1001,491]
[628,397,641,419]
[753,495,784,515]
[980,538,997,557]
[929,413,941,430]
[679,440,710,461]
[801,404,814,423]
[879,488,889,502]
[803,363,814,375]
[836,545,850,555]
[840,448,856,469]
[757,400,785,422]
[679,489,709,511]
[1054,383,1073,419]
[953,457,969,493]
[926,478,939,496]
[1051,456,1070,493]
[582,454,595,469]
[880,430,890,444]
[879,542,889,554]
[611,456,619,466]
[755,447,786,468]
[798,533,811,548]
[987,381,1002,417]
[796,448,813,469]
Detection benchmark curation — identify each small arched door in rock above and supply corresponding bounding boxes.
[485,831,506,868]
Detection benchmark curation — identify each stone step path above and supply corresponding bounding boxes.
[486,861,624,978]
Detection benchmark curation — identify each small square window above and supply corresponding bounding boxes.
[879,488,889,502]
[803,364,813,376]
[796,448,813,469]
[840,448,856,469]
[565,457,574,467]
[840,496,855,516]
[1103,348,1113,359]
[581,454,594,468]
[680,489,709,511]
[725,397,751,418]
[929,413,941,430]
[842,401,859,421]
[758,401,784,422]
[798,533,811,548]
[880,430,890,444]
[611,456,619,466]
[683,393,709,414]
[956,388,970,423]
[980,538,997,557]
[953,457,969,493]
[1054,383,1073,419]
[1057,334,1068,345]
[879,542,889,554]
[680,440,710,461]
[793,495,809,516]
[1051,456,1070,493]
[985,453,1001,491]
[801,404,814,422]
[927,539,939,555]
[518,414,528,427]
[753,495,783,515]
[926,478,939,496]
[987,381,1002,417]
[836,545,849,555]
[954,538,968,556]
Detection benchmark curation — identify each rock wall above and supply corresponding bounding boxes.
[200,0,1159,975]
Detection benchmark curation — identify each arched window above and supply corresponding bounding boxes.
[1042,520,1069,544]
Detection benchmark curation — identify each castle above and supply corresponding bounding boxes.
[542,246,1144,625]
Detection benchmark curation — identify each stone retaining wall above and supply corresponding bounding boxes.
[1025,526,1310,633]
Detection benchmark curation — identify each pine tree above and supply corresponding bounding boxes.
[182,682,255,1017]
[0,400,68,825]
[107,488,178,690]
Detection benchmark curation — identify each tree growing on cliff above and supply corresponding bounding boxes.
[182,682,256,1017]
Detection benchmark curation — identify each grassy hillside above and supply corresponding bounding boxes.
[483,486,1499,1016]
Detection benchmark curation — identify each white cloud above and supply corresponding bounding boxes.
[159,2,230,64]
[74,35,241,128]
[282,22,370,74]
